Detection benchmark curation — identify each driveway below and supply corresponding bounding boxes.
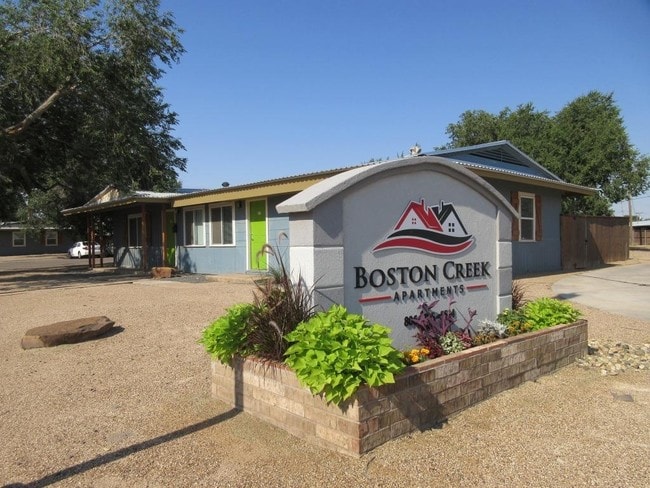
[0,254,130,296]
[0,253,113,272]
[552,263,650,321]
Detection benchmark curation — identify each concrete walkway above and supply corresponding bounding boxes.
[552,262,650,321]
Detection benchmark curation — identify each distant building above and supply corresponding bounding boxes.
[0,222,75,256]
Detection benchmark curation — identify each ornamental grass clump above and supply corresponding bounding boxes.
[511,279,527,310]
[200,243,316,363]
[284,305,405,406]
[246,244,316,360]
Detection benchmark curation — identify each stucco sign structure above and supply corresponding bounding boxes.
[277,157,517,350]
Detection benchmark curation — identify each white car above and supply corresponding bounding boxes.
[68,241,101,258]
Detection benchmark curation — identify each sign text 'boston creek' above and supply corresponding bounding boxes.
[354,260,491,303]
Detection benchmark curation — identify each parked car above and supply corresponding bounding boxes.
[67,241,101,258]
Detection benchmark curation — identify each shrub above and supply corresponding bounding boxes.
[439,331,467,354]
[199,303,255,364]
[406,299,476,358]
[472,319,508,346]
[497,307,534,336]
[284,305,405,405]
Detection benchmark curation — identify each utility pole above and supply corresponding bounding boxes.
[628,194,634,245]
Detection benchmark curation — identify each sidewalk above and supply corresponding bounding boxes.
[552,262,650,321]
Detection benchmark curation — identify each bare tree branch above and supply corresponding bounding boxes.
[3,83,77,137]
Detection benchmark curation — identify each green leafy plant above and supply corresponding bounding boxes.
[521,297,581,330]
[284,305,405,406]
[498,298,581,335]
[199,303,255,364]
[246,242,317,361]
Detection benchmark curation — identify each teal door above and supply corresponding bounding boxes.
[249,200,267,270]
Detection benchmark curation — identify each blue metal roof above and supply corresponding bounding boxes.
[427,140,563,181]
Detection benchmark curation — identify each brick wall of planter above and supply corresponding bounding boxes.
[211,320,588,457]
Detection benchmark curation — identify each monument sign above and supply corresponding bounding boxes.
[277,157,516,350]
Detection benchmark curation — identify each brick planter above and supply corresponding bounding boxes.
[211,319,587,457]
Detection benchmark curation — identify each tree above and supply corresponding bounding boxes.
[443,92,650,215]
[0,0,186,228]
[549,92,649,214]
[444,103,554,164]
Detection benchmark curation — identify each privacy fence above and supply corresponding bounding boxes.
[560,216,629,270]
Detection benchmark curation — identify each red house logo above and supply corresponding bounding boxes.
[373,199,474,255]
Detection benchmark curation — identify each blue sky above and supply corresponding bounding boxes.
[160,0,650,218]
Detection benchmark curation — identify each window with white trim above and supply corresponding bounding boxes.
[519,193,535,241]
[210,204,234,246]
[12,231,26,247]
[45,230,58,246]
[128,214,142,247]
[184,207,205,246]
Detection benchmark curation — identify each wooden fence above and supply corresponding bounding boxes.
[633,226,649,246]
[560,216,630,270]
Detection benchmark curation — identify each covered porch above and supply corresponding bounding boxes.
[61,185,181,271]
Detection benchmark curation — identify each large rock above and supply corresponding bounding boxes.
[21,316,115,349]
[151,267,175,279]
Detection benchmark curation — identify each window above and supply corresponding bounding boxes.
[511,192,542,242]
[128,214,142,247]
[210,204,234,245]
[45,230,58,246]
[184,207,205,246]
[519,194,535,241]
[12,231,26,247]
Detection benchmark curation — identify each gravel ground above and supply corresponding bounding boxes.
[0,255,648,487]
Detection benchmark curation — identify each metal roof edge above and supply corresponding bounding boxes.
[429,140,564,182]
[455,162,597,195]
[171,166,364,203]
[277,156,518,219]
[61,195,176,216]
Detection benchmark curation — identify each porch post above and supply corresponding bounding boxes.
[90,218,96,269]
[86,215,93,269]
[161,207,167,267]
[98,217,104,268]
[141,204,148,270]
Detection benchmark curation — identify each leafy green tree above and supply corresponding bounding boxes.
[443,92,649,215]
[0,0,186,227]
[548,92,649,214]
